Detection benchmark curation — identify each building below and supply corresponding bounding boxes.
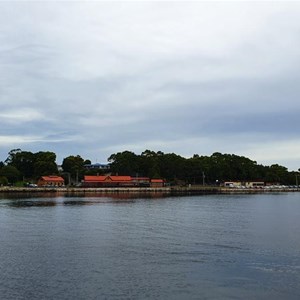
[37,176,65,187]
[82,175,165,188]
[150,179,165,187]
[223,181,242,188]
[223,181,265,188]
[83,175,133,187]
[131,177,151,187]
[245,181,265,188]
[83,163,110,170]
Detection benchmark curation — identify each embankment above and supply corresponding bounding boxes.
[0,186,298,196]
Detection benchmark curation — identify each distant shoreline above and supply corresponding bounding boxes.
[0,186,298,195]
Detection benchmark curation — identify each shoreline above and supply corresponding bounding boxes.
[0,186,299,195]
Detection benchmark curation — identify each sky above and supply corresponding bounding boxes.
[0,1,300,171]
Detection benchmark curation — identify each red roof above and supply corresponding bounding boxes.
[84,175,132,182]
[40,176,64,182]
[151,179,164,183]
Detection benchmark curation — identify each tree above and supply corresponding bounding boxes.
[9,150,35,178]
[0,165,21,184]
[5,148,22,165]
[4,149,58,180]
[265,164,289,184]
[62,155,85,184]
[140,150,161,178]
[185,156,203,184]
[33,151,58,178]
[158,152,185,182]
[84,159,91,165]
[0,176,8,186]
[108,151,139,175]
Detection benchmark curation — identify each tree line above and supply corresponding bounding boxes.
[108,150,298,185]
[0,148,299,186]
[0,149,94,185]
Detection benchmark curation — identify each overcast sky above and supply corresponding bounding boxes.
[0,1,300,170]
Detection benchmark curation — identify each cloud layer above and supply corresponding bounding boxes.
[0,2,300,170]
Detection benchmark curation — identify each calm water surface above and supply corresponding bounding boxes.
[0,193,300,299]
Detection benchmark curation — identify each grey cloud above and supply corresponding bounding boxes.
[1,2,300,170]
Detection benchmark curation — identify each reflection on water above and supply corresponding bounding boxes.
[63,198,136,206]
[0,192,58,200]
[63,191,169,199]
[7,200,57,207]
[1,197,137,208]
[0,191,169,208]
[0,191,169,199]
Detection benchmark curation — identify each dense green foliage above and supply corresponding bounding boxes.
[1,149,58,183]
[0,148,299,186]
[108,150,299,185]
[61,155,85,185]
[0,165,20,184]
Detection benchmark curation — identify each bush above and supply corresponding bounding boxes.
[0,176,8,186]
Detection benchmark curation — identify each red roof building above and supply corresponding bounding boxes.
[83,175,165,188]
[83,175,133,187]
[37,176,65,187]
[150,179,165,187]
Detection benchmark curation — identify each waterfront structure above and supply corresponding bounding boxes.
[224,181,242,188]
[223,181,265,188]
[83,175,134,187]
[132,177,152,187]
[245,181,265,188]
[82,175,165,188]
[37,176,65,187]
[150,179,165,187]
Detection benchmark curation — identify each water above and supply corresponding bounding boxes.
[0,193,300,299]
